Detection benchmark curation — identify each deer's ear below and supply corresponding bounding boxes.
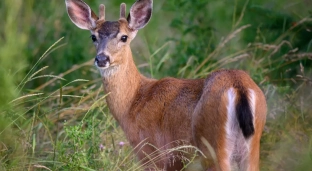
[65,0,98,30]
[127,0,153,30]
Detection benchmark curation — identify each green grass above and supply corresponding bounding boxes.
[1,0,312,170]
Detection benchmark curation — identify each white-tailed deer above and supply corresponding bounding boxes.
[65,0,267,170]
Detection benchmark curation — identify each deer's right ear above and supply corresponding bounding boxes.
[65,0,98,30]
[127,0,153,30]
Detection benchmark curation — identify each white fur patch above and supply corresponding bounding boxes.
[225,88,257,169]
[95,62,119,77]
[225,88,237,167]
[248,89,256,150]
[248,89,256,126]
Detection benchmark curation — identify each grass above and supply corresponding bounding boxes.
[1,0,312,170]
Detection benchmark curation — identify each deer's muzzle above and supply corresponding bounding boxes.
[95,54,110,68]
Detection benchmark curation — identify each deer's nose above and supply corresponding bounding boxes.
[95,54,110,68]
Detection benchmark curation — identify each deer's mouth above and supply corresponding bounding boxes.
[95,60,110,69]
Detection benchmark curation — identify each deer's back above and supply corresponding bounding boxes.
[127,77,205,147]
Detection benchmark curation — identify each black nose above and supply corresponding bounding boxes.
[95,54,110,67]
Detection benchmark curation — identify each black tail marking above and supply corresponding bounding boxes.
[236,90,254,139]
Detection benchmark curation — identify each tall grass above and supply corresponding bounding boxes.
[0,0,312,170]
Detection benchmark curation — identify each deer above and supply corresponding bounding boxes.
[65,0,267,170]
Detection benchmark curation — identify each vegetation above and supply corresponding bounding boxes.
[0,0,311,170]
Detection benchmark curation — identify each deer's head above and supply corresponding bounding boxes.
[65,0,152,76]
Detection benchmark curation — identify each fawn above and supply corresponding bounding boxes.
[65,0,267,170]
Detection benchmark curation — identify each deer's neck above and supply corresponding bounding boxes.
[101,52,150,127]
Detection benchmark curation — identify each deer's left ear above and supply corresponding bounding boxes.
[65,0,98,30]
[127,0,153,30]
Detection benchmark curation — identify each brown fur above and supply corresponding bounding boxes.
[65,0,267,170]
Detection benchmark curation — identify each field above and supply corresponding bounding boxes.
[0,0,312,170]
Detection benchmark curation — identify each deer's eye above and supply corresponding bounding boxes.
[121,35,128,42]
[91,35,97,42]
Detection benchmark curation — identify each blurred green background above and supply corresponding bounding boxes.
[0,0,312,170]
